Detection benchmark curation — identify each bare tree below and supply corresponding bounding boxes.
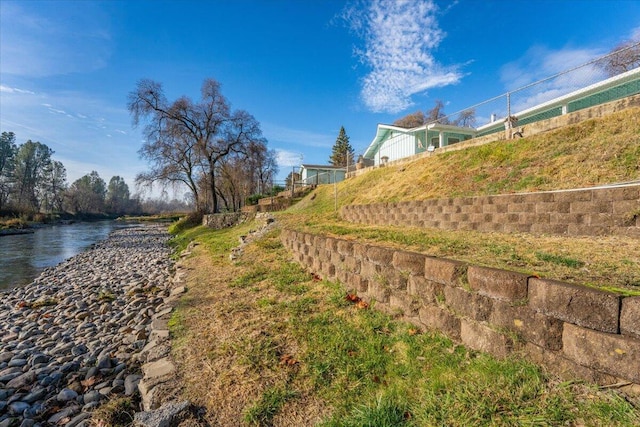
[129,78,267,213]
[393,111,426,128]
[453,109,476,128]
[425,100,449,124]
[136,129,201,209]
[597,40,640,77]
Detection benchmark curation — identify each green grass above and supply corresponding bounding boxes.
[172,222,640,425]
[244,386,300,426]
[294,281,638,425]
[91,397,136,427]
[535,251,585,268]
[232,266,271,288]
[320,391,412,427]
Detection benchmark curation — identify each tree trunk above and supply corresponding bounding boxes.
[209,165,219,213]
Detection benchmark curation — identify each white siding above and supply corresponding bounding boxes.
[375,132,416,165]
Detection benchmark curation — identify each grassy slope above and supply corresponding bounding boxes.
[166,108,640,426]
[282,108,640,294]
[331,108,639,205]
[170,225,639,426]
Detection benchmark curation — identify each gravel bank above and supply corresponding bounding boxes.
[0,224,175,426]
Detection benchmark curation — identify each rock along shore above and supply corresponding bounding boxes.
[0,224,178,427]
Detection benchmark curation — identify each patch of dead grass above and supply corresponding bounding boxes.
[171,237,331,426]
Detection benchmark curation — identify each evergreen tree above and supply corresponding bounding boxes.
[329,126,354,167]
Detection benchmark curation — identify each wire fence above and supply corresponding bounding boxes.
[350,42,640,164]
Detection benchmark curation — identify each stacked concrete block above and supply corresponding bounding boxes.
[340,184,640,237]
[280,229,640,388]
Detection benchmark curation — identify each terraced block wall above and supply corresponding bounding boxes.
[341,184,640,237]
[281,229,640,388]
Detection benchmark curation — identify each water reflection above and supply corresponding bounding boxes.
[0,221,129,289]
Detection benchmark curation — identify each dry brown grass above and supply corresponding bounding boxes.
[331,108,640,204]
[171,239,331,426]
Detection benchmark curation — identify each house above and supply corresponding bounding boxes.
[298,164,346,185]
[362,122,475,166]
[362,67,640,167]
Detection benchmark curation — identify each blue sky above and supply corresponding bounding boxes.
[1,0,639,198]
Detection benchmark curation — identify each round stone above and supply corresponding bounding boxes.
[57,388,78,402]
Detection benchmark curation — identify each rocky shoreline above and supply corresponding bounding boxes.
[0,224,181,426]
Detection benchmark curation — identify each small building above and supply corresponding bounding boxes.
[363,122,475,166]
[298,164,346,185]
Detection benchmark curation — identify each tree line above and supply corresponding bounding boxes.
[0,131,153,218]
[128,78,278,214]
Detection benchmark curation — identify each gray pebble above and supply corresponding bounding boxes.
[8,401,30,416]
[0,225,174,426]
[82,390,101,405]
[57,388,78,402]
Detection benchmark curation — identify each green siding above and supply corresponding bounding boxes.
[568,79,640,112]
[518,107,564,126]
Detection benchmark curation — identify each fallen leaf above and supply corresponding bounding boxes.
[408,328,420,336]
[345,293,361,303]
[81,376,99,389]
[355,300,369,309]
[279,354,299,366]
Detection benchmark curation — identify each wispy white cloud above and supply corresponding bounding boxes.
[341,0,462,114]
[275,149,304,168]
[0,2,112,77]
[0,85,35,95]
[500,45,608,112]
[262,122,334,148]
[0,85,143,185]
[500,45,605,90]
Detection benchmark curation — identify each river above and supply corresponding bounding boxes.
[0,221,135,290]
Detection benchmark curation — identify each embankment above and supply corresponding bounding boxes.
[281,229,640,392]
[0,224,179,426]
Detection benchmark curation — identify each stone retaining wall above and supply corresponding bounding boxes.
[280,229,640,389]
[341,184,640,237]
[202,213,252,229]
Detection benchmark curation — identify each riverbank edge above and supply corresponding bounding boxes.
[0,224,187,427]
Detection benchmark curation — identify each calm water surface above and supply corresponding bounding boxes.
[0,221,131,290]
